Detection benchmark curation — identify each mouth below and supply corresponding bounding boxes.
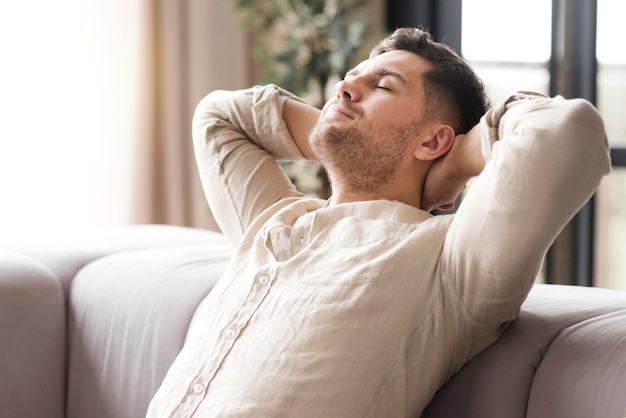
[326,104,354,119]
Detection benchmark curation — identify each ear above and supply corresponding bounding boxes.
[413,124,455,161]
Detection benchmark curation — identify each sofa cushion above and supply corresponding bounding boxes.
[66,239,232,418]
[422,284,626,418]
[527,308,626,418]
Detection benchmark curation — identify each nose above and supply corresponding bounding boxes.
[335,78,361,102]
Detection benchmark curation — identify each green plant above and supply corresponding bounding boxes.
[232,0,370,106]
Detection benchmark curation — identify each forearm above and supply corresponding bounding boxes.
[448,123,485,179]
[282,98,320,161]
[194,86,310,160]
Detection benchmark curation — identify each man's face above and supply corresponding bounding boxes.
[309,50,432,195]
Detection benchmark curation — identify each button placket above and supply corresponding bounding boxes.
[220,270,274,344]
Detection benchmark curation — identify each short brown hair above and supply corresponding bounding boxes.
[370,27,490,134]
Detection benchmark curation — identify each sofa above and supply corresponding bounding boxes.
[1,224,625,418]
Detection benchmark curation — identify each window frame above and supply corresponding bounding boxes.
[386,0,626,286]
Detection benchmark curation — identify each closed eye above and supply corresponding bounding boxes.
[376,85,392,91]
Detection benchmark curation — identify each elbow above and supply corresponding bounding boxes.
[569,98,607,135]
[191,90,233,152]
[562,98,610,154]
[568,98,611,175]
[530,97,612,177]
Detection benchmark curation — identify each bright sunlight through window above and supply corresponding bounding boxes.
[0,1,143,238]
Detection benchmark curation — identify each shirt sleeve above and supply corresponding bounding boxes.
[442,92,611,326]
[192,85,309,245]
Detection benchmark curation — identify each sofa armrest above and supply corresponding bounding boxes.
[0,250,65,418]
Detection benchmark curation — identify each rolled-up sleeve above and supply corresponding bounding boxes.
[442,93,611,325]
[192,85,308,245]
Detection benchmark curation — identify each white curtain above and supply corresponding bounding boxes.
[0,0,250,238]
[133,0,252,230]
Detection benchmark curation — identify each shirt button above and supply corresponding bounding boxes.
[299,236,304,245]
[258,275,269,285]
[224,328,237,338]
[192,382,204,394]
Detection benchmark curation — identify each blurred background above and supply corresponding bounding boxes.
[0,0,624,289]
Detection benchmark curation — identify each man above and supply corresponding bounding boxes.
[147,28,610,417]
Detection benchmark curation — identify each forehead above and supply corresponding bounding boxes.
[351,50,432,85]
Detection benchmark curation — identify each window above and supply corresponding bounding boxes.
[594,0,626,290]
[461,0,626,289]
[462,0,552,103]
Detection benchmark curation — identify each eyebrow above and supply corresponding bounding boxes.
[375,68,407,85]
[345,66,407,86]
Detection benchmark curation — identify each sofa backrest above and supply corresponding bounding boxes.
[422,284,626,418]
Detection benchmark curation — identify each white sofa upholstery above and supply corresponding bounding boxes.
[1,225,231,418]
[1,225,625,417]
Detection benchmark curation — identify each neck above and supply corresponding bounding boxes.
[328,180,423,209]
[325,156,432,210]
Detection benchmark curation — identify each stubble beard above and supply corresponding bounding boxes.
[309,118,423,196]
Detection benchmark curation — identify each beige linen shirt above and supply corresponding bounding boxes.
[147,85,610,417]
